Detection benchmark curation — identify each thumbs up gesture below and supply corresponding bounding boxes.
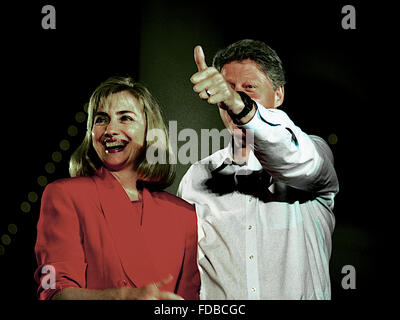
[194,45,208,72]
[190,45,244,115]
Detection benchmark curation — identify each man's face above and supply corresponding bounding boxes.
[219,59,284,134]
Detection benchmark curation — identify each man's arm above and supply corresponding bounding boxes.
[239,104,339,194]
[189,44,338,194]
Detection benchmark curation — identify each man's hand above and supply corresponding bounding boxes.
[190,45,245,115]
[121,274,184,300]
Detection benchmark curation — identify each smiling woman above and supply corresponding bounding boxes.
[92,92,147,177]
[70,77,175,190]
[34,76,200,300]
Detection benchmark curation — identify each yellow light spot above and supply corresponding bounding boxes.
[328,133,338,145]
[59,139,70,151]
[37,175,48,187]
[52,151,62,163]
[21,201,31,213]
[28,191,39,203]
[45,162,55,174]
[1,234,11,246]
[67,125,78,137]
[75,111,86,123]
[8,224,17,235]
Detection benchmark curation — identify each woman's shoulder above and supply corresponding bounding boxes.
[44,175,96,196]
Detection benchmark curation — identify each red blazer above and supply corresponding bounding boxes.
[34,167,200,300]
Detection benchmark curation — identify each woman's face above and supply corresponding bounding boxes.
[92,91,146,172]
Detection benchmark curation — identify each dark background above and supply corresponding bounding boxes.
[0,0,390,308]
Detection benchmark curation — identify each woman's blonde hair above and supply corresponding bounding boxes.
[69,76,175,190]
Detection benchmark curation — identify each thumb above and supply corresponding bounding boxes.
[194,45,208,71]
[153,274,173,289]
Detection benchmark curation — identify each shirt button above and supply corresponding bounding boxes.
[249,255,254,260]
[248,197,253,202]
[251,287,256,292]
[248,225,253,230]
[118,279,128,287]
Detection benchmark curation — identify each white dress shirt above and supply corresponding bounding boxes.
[177,103,339,300]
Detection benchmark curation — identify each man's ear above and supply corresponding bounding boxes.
[273,86,284,108]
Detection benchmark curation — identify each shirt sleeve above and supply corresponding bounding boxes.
[177,167,194,204]
[239,102,339,194]
[176,177,184,199]
[34,181,87,300]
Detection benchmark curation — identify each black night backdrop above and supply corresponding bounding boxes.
[0,0,390,312]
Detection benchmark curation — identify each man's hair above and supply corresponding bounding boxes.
[212,39,286,90]
[69,76,175,190]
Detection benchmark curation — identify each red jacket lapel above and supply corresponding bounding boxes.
[92,167,160,288]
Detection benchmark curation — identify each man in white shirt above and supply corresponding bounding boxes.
[177,39,339,299]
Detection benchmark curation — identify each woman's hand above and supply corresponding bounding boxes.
[52,274,184,300]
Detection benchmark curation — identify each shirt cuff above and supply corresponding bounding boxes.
[237,101,284,131]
